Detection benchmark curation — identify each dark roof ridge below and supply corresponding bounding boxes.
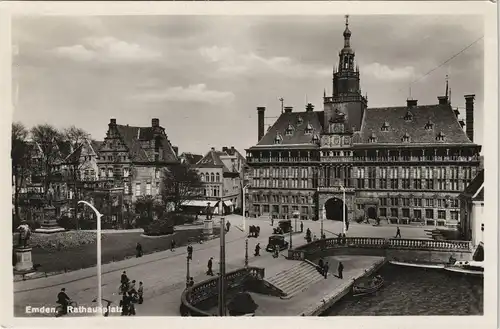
[366,103,448,110]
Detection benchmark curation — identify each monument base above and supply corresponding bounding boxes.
[203,220,214,239]
[14,247,35,274]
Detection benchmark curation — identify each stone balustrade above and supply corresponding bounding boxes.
[180,267,265,316]
[288,236,472,259]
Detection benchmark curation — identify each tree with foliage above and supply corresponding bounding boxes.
[161,163,203,212]
[30,124,63,195]
[134,195,164,219]
[11,122,31,221]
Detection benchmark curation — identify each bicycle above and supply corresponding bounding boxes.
[55,300,77,317]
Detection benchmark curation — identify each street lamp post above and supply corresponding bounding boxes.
[321,205,325,238]
[340,185,346,234]
[218,204,226,316]
[77,200,103,316]
[186,256,190,288]
[242,184,250,233]
[244,238,249,268]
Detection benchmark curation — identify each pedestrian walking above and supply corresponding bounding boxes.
[226,221,231,232]
[323,262,330,279]
[187,245,193,260]
[136,243,143,258]
[346,220,350,231]
[170,239,176,251]
[207,257,214,276]
[271,218,274,226]
[137,281,144,304]
[254,243,261,256]
[318,258,324,275]
[337,261,344,279]
[395,226,401,238]
[300,221,304,233]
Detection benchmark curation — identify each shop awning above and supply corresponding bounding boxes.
[182,200,212,207]
[224,200,233,207]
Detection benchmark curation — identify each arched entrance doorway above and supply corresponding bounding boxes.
[367,207,377,219]
[324,198,348,222]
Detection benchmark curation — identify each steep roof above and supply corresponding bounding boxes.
[254,110,323,147]
[180,152,203,165]
[114,124,178,163]
[460,169,484,200]
[91,140,103,154]
[353,104,473,145]
[197,148,246,174]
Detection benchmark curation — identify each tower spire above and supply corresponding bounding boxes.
[343,15,351,48]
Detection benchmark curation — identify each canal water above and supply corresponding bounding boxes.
[324,264,483,316]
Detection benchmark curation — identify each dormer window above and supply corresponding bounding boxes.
[312,134,320,144]
[368,133,377,143]
[274,133,283,145]
[401,133,411,143]
[425,120,434,130]
[436,132,446,142]
[305,123,314,135]
[381,122,390,132]
[285,123,294,136]
[297,116,303,125]
[404,111,413,122]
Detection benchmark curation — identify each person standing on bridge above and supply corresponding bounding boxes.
[207,257,214,276]
[138,281,144,304]
[323,262,330,279]
[300,221,304,233]
[337,261,344,279]
[136,242,143,258]
[171,239,176,251]
[395,226,401,238]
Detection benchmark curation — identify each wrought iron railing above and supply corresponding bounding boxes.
[180,267,265,316]
[287,237,472,259]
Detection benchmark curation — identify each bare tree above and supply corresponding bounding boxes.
[11,122,31,221]
[63,126,91,227]
[30,124,64,199]
[161,163,203,213]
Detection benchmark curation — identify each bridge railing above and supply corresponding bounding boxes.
[180,267,265,316]
[288,237,472,260]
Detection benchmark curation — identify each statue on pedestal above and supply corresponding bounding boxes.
[46,184,55,207]
[16,223,32,248]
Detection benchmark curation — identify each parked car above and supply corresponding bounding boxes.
[266,235,289,252]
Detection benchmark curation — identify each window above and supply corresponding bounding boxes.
[100,169,106,178]
[146,182,151,195]
[425,209,434,219]
[380,198,388,206]
[379,208,387,217]
[124,184,130,195]
[390,197,399,206]
[402,167,410,189]
[285,124,294,136]
[122,168,130,178]
[357,168,365,188]
[368,167,376,188]
[274,133,283,145]
[305,123,313,135]
[263,205,270,213]
[379,167,388,189]
[404,111,413,122]
[402,198,410,206]
[425,198,434,207]
[312,134,320,144]
[425,120,434,130]
[297,116,303,124]
[436,132,446,142]
[450,211,459,221]
[450,199,459,208]
[414,209,422,219]
[156,182,160,194]
[402,208,410,218]
[381,122,390,132]
[301,206,309,215]
[450,167,459,191]
[135,183,141,196]
[368,133,377,143]
[108,168,113,178]
[155,169,160,179]
[216,173,220,182]
[438,210,446,220]
[414,198,422,207]
[210,173,215,182]
[401,133,411,143]
[390,208,398,217]
[282,205,289,214]
[253,205,260,213]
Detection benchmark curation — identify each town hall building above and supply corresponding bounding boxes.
[245,17,482,228]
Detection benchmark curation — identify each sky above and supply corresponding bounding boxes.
[12,15,484,155]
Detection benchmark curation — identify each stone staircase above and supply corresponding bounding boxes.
[265,261,325,299]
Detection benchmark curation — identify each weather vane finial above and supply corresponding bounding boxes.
[345,15,349,26]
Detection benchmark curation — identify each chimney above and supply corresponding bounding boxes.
[110,118,117,125]
[306,103,314,112]
[257,107,265,142]
[465,94,475,142]
[406,99,418,107]
[437,96,448,105]
[152,118,159,127]
[284,106,293,113]
[231,146,235,151]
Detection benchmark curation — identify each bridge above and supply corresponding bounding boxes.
[181,236,473,316]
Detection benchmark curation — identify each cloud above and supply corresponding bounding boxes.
[199,46,330,78]
[132,84,235,104]
[52,36,162,63]
[361,62,416,81]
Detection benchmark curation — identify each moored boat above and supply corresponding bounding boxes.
[444,260,483,276]
[352,275,384,297]
[389,260,445,269]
